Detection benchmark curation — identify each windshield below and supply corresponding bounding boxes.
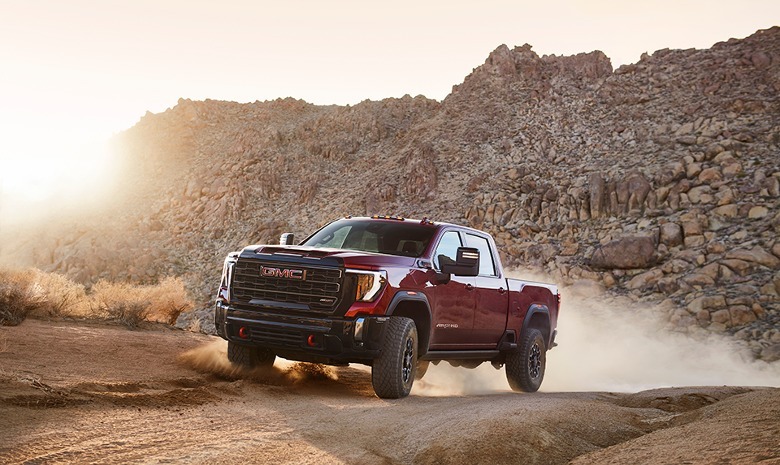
[300,219,436,257]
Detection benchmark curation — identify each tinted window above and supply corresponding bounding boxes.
[301,219,436,257]
[433,230,462,269]
[465,233,497,276]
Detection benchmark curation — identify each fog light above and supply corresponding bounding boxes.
[238,327,249,339]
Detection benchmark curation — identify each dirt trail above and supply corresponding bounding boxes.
[1,319,778,464]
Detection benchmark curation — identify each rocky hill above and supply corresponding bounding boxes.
[8,27,779,360]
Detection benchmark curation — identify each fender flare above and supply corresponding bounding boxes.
[385,291,433,354]
[521,304,552,346]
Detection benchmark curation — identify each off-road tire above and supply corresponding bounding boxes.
[415,360,430,380]
[505,328,546,392]
[227,341,276,368]
[371,317,418,399]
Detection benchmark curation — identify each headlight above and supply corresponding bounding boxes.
[347,269,387,302]
[220,253,238,293]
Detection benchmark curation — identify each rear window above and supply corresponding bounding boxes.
[301,219,436,257]
[465,233,497,276]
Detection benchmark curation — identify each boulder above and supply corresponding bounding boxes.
[626,269,664,290]
[711,309,731,325]
[729,306,757,325]
[659,222,683,247]
[720,259,753,276]
[748,206,769,218]
[684,235,706,248]
[588,173,606,218]
[590,236,657,269]
[688,295,727,313]
[724,247,780,268]
[712,204,738,217]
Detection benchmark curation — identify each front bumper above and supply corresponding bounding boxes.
[215,301,387,365]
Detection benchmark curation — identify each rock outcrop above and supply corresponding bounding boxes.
[5,27,779,359]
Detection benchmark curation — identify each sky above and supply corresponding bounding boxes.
[0,0,777,213]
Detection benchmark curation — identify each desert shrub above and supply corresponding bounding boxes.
[0,268,194,329]
[141,276,194,324]
[0,269,46,326]
[110,300,150,329]
[33,271,89,318]
[89,277,194,328]
[90,280,150,328]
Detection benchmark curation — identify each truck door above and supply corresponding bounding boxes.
[429,229,476,348]
[465,233,509,346]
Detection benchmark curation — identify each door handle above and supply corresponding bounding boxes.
[465,284,474,291]
[498,287,506,294]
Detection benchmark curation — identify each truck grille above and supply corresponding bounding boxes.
[231,260,343,314]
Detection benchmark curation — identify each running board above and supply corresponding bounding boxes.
[420,350,501,361]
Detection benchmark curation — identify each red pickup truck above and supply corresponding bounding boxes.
[215,216,560,398]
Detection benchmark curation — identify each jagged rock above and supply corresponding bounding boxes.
[688,295,727,313]
[720,259,754,276]
[725,247,780,268]
[590,236,657,269]
[588,173,606,219]
[627,269,663,290]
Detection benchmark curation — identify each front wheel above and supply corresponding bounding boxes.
[505,328,546,392]
[227,341,276,368]
[371,317,418,399]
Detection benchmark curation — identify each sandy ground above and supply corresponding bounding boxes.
[1,319,778,464]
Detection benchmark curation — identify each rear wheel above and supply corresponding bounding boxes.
[371,317,418,399]
[505,328,546,392]
[227,341,276,368]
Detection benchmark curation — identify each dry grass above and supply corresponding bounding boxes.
[0,268,194,329]
[0,269,46,326]
[34,271,89,317]
[142,276,194,325]
[90,280,151,328]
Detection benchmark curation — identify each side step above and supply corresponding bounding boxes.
[498,341,517,351]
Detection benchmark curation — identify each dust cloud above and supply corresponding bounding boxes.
[413,269,780,396]
[178,339,338,385]
[181,272,780,397]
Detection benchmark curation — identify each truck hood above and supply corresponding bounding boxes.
[242,245,417,269]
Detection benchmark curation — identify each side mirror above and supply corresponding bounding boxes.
[440,247,479,277]
[279,233,295,245]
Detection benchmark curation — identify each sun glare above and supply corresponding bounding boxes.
[0,132,117,226]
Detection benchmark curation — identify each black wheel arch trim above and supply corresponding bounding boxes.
[521,304,552,348]
[385,291,432,355]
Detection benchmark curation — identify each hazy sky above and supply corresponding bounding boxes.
[0,0,777,207]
